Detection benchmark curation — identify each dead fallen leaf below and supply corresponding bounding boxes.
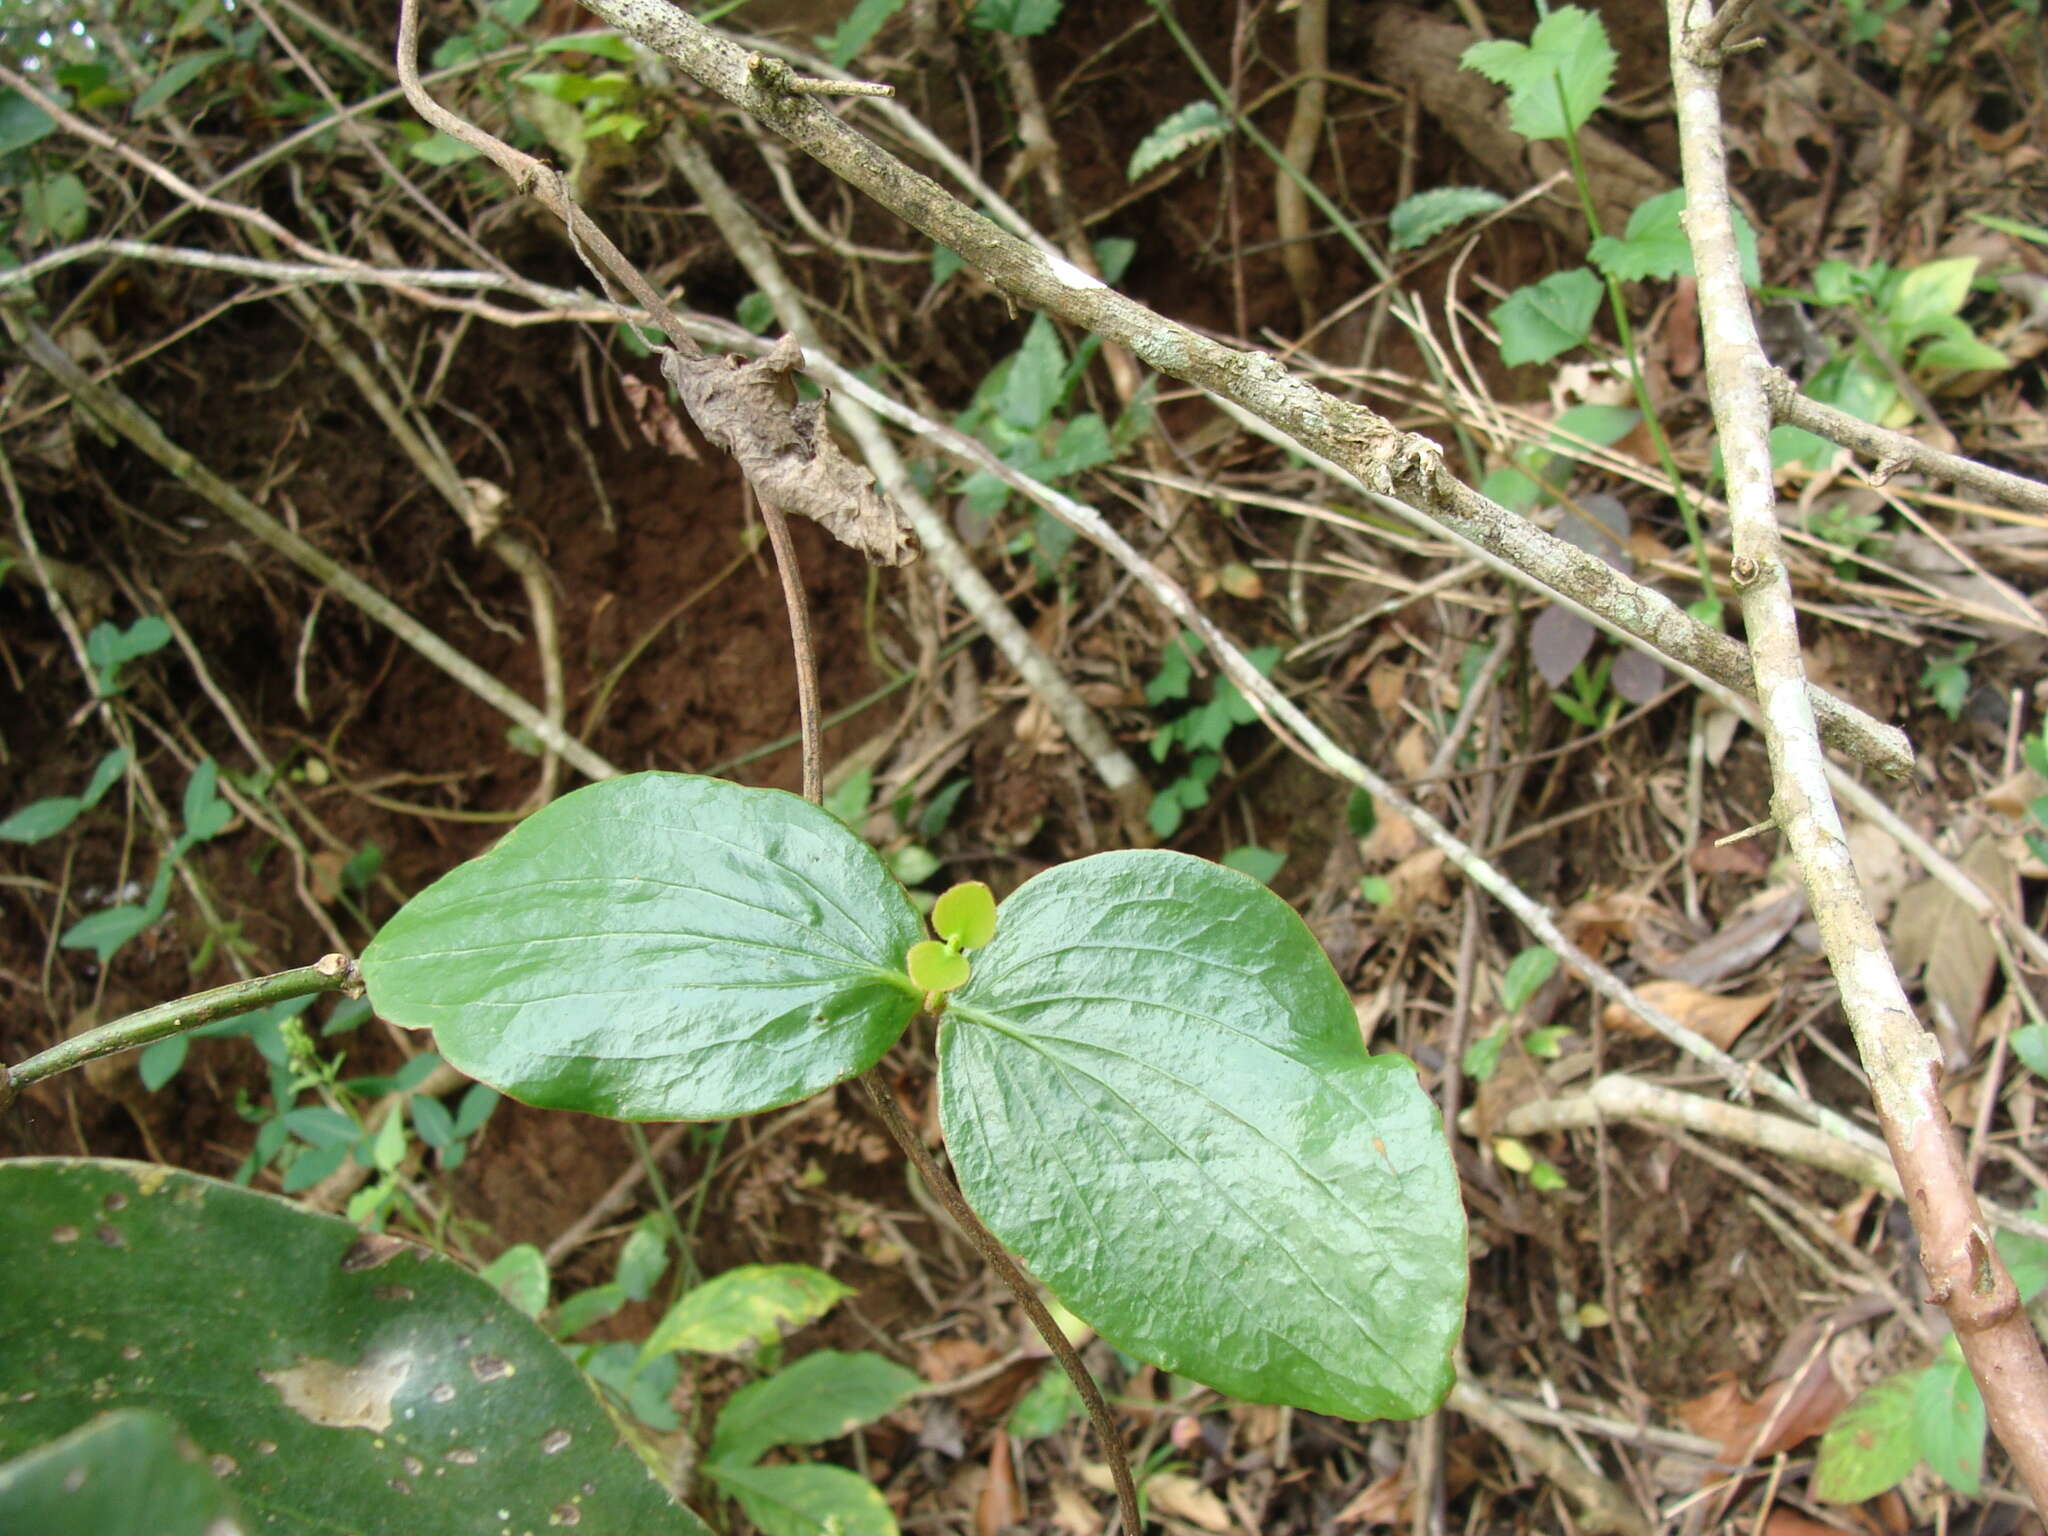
[621,372,699,460]
[1143,1473,1233,1533]
[1658,886,1804,986]
[1367,664,1408,718]
[1386,846,1451,915]
[1050,1479,1103,1536]
[976,1429,1019,1536]
[1359,808,1426,867]
[1762,1510,1854,1536]
[1691,832,1769,878]
[1604,980,1777,1050]
[1890,837,2007,1045]
[1846,819,1910,926]
[1679,1359,1846,1464]
[664,336,917,566]
[1334,1468,1408,1526]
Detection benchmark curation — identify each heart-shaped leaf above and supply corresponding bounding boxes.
[360,774,923,1119]
[907,939,971,993]
[932,880,998,951]
[939,850,1465,1421]
[0,1158,707,1536]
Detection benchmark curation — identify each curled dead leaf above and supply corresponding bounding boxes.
[1678,1357,1845,1464]
[1604,979,1777,1051]
[664,336,918,567]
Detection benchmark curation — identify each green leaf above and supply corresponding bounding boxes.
[1221,845,1287,885]
[0,1158,707,1534]
[133,48,232,114]
[85,616,172,695]
[61,903,158,966]
[971,0,1063,35]
[1461,1028,1505,1082]
[712,1462,895,1536]
[137,1036,188,1091]
[553,1283,627,1338]
[1345,787,1377,839]
[1388,187,1506,252]
[1498,946,1559,1012]
[480,1243,550,1318]
[1093,236,1137,284]
[887,843,940,888]
[907,940,971,993]
[1814,1369,1922,1503]
[1007,1365,1082,1437]
[1127,101,1228,181]
[1913,1354,1985,1494]
[820,0,906,66]
[998,315,1068,431]
[640,1264,852,1366]
[615,1216,670,1302]
[1460,6,1615,141]
[708,1350,922,1468]
[917,777,971,838]
[536,32,638,59]
[1492,268,1602,366]
[737,291,777,334]
[0,797,86,845]
[1586,188,1761,288]
[1890,257,1977,330]
[451,1082,500,1137]
[408,130,481,165]
[2012,1023,2048,1081]
[941,851,1465,1421]
[0,1409,246,1536]
[933,881,998,951]
[1917,332,2008,373]
[359,774,924,1120]
[0,89,56,155]
[20,174,89,244]
[1996,1192,2048,1304]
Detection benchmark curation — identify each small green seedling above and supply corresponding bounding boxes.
[909,879,997,1002]
[1920,642,1976,722]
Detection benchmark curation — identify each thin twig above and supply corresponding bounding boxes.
[1668,0,2048,1499]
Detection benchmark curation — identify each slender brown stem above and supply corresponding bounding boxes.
[756,476,1142,1532]
[858,1071,1143,1536]
[755,497,823,806]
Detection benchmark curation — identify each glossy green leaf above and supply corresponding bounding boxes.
[1814,1368,1920,1503]
[933,881,998,951]
[940,851,1466,1421]
[360,774,923,1120]
[711,1462,895,1536]
[640,1264,852,1367]
[1492,268,1602,366]
[0,1158,707,1536]
[1913,1354,1985,1495]
[708,1350,922,1469]
[0,1409,246,1536]
[1388,186,1506,252]
[907,940,971,993]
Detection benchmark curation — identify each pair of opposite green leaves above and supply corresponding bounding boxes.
[359,773,1466,1423]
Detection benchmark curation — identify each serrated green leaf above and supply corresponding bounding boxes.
[359,774,924,1120]
[1459,6,1614,140]
[1492,268,1602,366]
[713,1461,895,1536]
[998,315,1067,431]
[940,851,1465,1421]
[1912,1355,1985,1495]
[640,1264,852,1366]
[0,1158,707,1535]
[1388,187,1506,252]
[1588,189,1762,288]
[708,1350,922,1469]
[1127,100,1227,181]
[0,1409,246,1536]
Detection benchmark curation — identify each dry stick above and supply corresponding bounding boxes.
[573,0,1910,782]
[660,127,1147,820]
[1668,0,2048,1507]
[1761,368,2048,518]
[6,316,619,782]
[1444,1379,1651,1536]
[750,479,1146,1534]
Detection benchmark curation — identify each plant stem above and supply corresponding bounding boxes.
[857,1070,1144,1536]
[753,460,1144,1533]
[624,1122,694,1299]
[1,956,358,1109]
[1554,79,1718,617]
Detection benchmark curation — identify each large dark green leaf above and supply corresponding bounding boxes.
[0,1410,245,1536]
[360,774,923,1119]
[0,1159,708,1536]
[940,851,1465,1421]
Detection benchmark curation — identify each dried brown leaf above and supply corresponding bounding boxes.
[1890,837,2006,1039]
[1678,1359,1845,1464]
[1658,886,1803,986]
[1604,979,1777,1050]
[663,336,917,566]
[976,1429,1019,1536]
[621,373,698,460]
[1334,1469,1408,1526]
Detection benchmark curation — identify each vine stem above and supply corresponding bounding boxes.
[754,498,1144,1533]
[0,956,359,1111]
